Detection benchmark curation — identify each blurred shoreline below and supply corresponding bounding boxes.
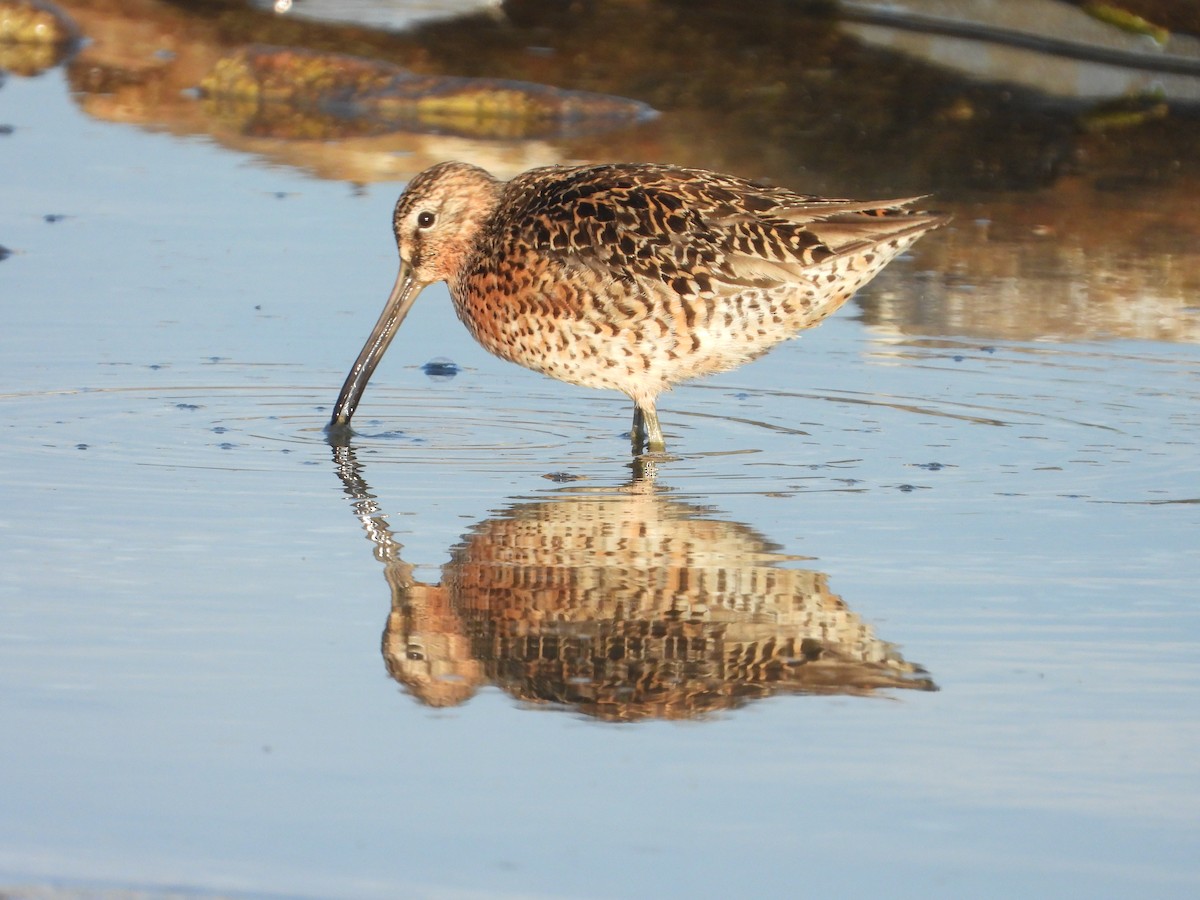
[4,0,1198,343]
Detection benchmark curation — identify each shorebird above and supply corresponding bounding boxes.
[328,161,946,453]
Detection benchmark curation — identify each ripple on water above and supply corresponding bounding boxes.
[1,338,1195,504]
[0,382,623,476]
[858,337,1200,504]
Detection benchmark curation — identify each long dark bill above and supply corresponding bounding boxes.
[327,264,421,432]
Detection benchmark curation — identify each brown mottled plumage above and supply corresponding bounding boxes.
[329,161,948,452]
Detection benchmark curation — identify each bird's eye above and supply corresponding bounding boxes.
[417,211,436,228]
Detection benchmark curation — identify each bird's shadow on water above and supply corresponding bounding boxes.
[326,437,937,723]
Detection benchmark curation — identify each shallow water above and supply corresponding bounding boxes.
[3,5,1200,898]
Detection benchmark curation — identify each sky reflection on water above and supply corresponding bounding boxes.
[2,7,1199,898]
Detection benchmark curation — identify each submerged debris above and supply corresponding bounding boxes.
[421,358,461,380]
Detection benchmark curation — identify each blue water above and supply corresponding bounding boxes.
[2,55,1199,900]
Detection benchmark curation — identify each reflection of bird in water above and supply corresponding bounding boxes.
[328,161,947,453]
[333,446,935,721]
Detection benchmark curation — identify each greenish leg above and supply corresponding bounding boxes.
[642,403,666,454]
[631,402,666,455]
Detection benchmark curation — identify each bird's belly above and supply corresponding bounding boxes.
[451,274,853,401]
[457,295,669,397]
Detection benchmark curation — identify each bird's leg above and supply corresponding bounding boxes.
[631,401,666,455]
[630,406,646,455]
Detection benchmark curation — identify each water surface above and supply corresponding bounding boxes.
[2,4,1199,898]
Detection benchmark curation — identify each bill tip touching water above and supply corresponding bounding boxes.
[327,160,948,453]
